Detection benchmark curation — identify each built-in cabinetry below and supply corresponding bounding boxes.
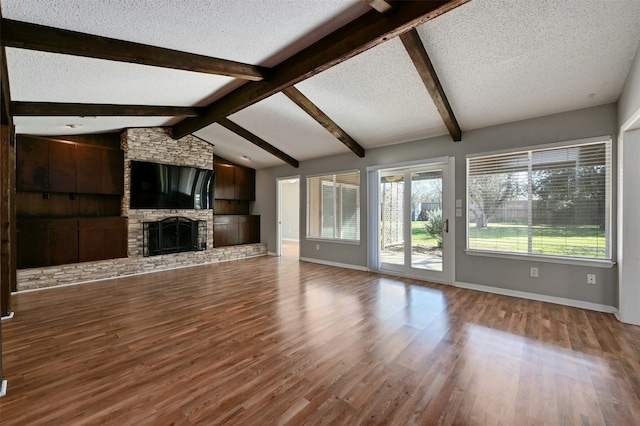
[16,135,124,195]
[17,217,127,268]
[16,134,127,269]
[213,215,260,247]
[214,162,255,201]
[213,160,259,247]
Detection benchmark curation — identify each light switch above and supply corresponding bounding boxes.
[456,208,462,217]
[456,199,463,208]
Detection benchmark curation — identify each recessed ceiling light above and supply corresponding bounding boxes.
[65,124,82,129]
[241,155,251,161]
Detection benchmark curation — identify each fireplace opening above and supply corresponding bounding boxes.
[143,216,206,256]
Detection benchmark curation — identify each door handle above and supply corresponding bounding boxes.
[444,219,449,233]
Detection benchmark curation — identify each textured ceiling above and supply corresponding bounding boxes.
[3,0,640,169]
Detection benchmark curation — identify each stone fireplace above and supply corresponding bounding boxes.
[121,127,215,257]
[143,216,207,256]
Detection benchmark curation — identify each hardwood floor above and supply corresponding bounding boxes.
[1,255,640,425]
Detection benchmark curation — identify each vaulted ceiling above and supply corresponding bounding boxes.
[1,0,639,169]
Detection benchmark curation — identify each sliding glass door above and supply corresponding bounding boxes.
[377,161,453,283]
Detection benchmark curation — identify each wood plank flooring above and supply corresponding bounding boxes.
[1,255,640,425]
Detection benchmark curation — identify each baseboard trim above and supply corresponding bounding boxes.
[0,380,7,398]
[1,311,15,321]
[299,257,368,272]
[455,281,618,314]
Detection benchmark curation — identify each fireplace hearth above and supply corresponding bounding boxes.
[143,216,207,257]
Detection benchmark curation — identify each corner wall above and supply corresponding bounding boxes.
[255,104,618,309]
[617,43,640,325]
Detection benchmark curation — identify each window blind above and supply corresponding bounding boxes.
[467,140,611,259]
[307,171,360,242]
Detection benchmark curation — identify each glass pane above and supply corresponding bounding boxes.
[411,170,443,271]
[380,174,404,266]
[467,170,528,253]
[340,186,359,240]
[321,183,335,238]
[467,141,610,260]
[531,144,607,258]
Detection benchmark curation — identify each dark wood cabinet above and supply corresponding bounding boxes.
[16,136,49,191]
[235,167,255,200]
[17,217,127,269]
[78,218,127,262]
[213,215,260,248]
[17,135,124,195]
[48,220,80,266]
[239,215,260,243]
[76,144,102,193]
[100,148,124,195]
[17,219,78,268]
[213,216,239,247]
[17,220,49,268]
[49,141,77,193]
[214,163,236,199]
[15,133,126,270]
[214,163,255,201]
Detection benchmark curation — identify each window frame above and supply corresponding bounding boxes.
[306,170,361,244]
[465,136,615,268]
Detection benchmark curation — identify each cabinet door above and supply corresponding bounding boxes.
[49,141,77,193]
[17,221,49,268]
[16,136,49,191]
[79,218,127,262]
[238,216,260,244]
[213,223,230,247]
[214,163,235,199]
[48,220,79,266]
[214,216,239,247]
[76,145,102,194]
[101,149,124,195]
[78,227,103,262]
[235,167,256,200]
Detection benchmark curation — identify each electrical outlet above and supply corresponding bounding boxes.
[316,244,320,251]
[587,274,596,284]
[530,267,539,278]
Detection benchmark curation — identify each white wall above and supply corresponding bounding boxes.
[255,104,618,308]
[617,44,640,325]
[618,129,640,324]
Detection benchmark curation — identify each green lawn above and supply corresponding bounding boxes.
[468,223,606,258]
[411,221,440,247]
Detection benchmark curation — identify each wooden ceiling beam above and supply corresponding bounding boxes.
[282,86,364,157]
[217,118,299,168]
[173,0,470,139]
[11,102,201,117]
[362,0,393,13]
[400,28,461,141]
[1,18,270,81]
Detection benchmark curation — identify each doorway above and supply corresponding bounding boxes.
[277,177,300,258]
[370,159,454,284]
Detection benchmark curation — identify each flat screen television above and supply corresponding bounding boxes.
[130,160,214,209]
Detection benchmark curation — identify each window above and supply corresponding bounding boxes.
[307,171,360,242]
[466,139,611,260]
